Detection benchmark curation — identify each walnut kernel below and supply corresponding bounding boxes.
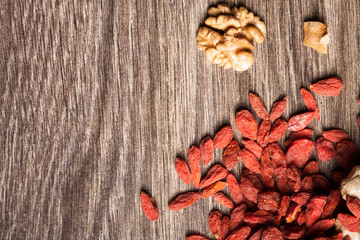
[303,21,330,54]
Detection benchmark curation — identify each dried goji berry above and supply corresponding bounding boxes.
[186,235,209,240]
[258,191,280,213]
[240,149,260,174]
[244,210,274,224]
[229,204,247,231]
[242,140,263,158]
[301,88,320,120]
[269,96,287,121]
[201,181,227,198]
[266,119,288,142]
[311,174,331,193]
[260,148,274,188]
[249,93,269,120]
[285,139,314,168]
[288,112,315,132]
[321,190,340,219]
[274,166,290,194]
[235,110,258,140]
[303,160,319,176]
[199,164,228,189]
[257,120,271,147]
[175,158,192,185]
[227,173,244,205]
[330,170,346,186]
[297,211,305,225]
[306,218,335,237]
[285,202,302,223]
[337,213,360,232]
[213,192,234,209]
[287,166,301,193]
[300,176,314,192]
[268,142,286,167]
[278,195,290,216]
[322,129,350,143]
[188,145,201,188]
[291,192,312,206]
[249,227,265,240]
[281,225,306,239]
[214,126,234,149]
[305,195,327,228]
[346,195,360,218]
[336,140,358,171]
[316,137,336,161]
[310,77,343,96]
[208,210,222,238]
[168,192,201,211]
[261,226,284,240]
[240,171,263,203]
[225,226,251,240]
[219,216,230,240]
[284,128,313,146]
[200,136,214,165]
[223,140,241,170]
[140,191,159,221]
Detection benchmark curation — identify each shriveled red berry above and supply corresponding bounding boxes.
[201,181,227,198]
[140,191,159,221]
[310,77,343,96]
[227,173,244,205]
[242,140,262,158]
[285,139,314,168]
[291,192,312,206]
[305,195,327,228]
[229,204,247,231]
[240,149,260,174]
[214,126,233,149]
[278,195,290,216]
[322,129,350,143]
[336,140,358,170]
[244,210,274,224]
[235,110,258,140]
[284,128,313,146]
[337,213,360,232]
[257,120,271,147]
[286,202,302,223]
[261,226,284,240]
[249,93,269,120]
[188,145,201,188]
[288,112,315,132]
[223,140,241,170]
[316,137,336,161]
[346,195,360,218]
[321,189,340,218]
[175,158,192,185]
[257,191,280,213]
[225,226,251,240]
[266,118,288,142]
[269,96,287,120]
[306,218,335,237]
[208,210,222,238]
[213,192,234,209]
[168,191,201,211]
[200,136,214,165]
[303,160,319,176]
[301,88,320,120]
[199,164,228,189]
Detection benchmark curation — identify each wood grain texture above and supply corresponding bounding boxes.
[0,0,359,239]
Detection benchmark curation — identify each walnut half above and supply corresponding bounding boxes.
[196,3,266,72]
[303,21,330,54]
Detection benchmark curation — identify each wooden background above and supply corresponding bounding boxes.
[1,0,359,239]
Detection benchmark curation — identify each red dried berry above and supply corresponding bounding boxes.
[140,191,159,221]
[305,195,327,228]
[274,215,282,227]
[208,210,222,238]
[200,136,214,165]
[322,129,350,143]
[175,158,192,185]
[214,126,234,149]
[223,140,241,170]
[321,190,341,218]
[285,202,302,223]
[337,213,360,232]
[346,195,360,218]
[297,211,305,225]
[258,191,280,213]
[285,139,314,168]
[268,142,286,167]
[274,166,290,194]
[188,145,201,188]
[300,176,314,192]
[306,218,335,237]
[227,173,244,205]
[219,216,230,240]
[310,77,343,96]
[260,148,274,188]
[266,119,288,142]
[281,225,306,239]
[287,166,301,193]
[249,93,269,120]
[311,174,331,193]
[199,164,228,189]
[240,171,263,204]
[201,181,227,198]
[301,88,320,120]
[269,96,287,120]
[186,235,209,240]
[331,170,346,185]
[240,149,260,174]
[235,110,258,140]
[249,227,265,240]
[288,112,315,132]
[229,204,247,231]
[291,192,312,206]
[244,210,274,224]
[261,226,284,240]
[213,192,234,209]
[168,191,201,211]
[284,128,313,146]
[257,120,271,147]
[316,137,336,161]
[303,160,319,176]
[336,140,358,171]
[242,140,263,158]
[278,195,291,216]
[225,226,251,240]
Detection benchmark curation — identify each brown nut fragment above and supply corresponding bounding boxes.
[303,21,330,54]
[197,3,266,72]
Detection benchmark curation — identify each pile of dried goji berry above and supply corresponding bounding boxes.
[141,77,360,240]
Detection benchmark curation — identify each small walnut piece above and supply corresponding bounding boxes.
[303,21,330,54]
[197,3,266,72]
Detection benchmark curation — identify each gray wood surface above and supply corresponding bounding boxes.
[1,0,359,239]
